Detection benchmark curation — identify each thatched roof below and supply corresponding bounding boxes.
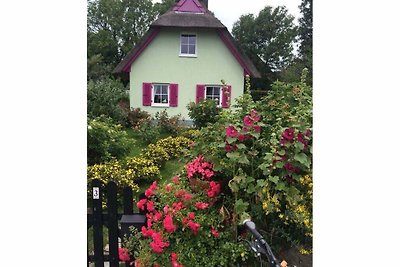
[113,0,260,78]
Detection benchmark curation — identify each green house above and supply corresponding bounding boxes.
[114,0,260,120]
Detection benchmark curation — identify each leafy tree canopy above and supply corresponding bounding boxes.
[87,0,156,69]
[232,6,298,74]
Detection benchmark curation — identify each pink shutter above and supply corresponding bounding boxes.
[169,83,178,107]
[196,84,205,103]
[142,82,152,106]
[221,85,232,108]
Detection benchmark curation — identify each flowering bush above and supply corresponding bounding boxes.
[188,73,313,254]
[124,156,249,266]
[187,99,222,129]
[141,144,171,167]
[87,159,140,191]
[154,136,192,158]
[87,116,134,165]
[154,109,184,136]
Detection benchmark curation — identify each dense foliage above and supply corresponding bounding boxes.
[188,73,313,253]
[232,6,297,74]
[87,116,133,165]
[187,99,222,129]
[87,78,128,125]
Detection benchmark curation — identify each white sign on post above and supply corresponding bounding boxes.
[93,187,100,199]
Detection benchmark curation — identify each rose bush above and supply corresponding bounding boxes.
[123,156,249,267]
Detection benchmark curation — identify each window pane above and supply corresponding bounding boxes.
[162,95,168,103]
[181,35,189,44]
[181,44,188,54]
[206,87,213,96]
[188,36,196,45]
[214,87,220,96]
[162,86,168,95]
[188,44,195,54]
[154,86,161,95]
[154,94,161,103]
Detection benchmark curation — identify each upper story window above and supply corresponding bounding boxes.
[180,34,197,57]
[152,84,169,107]
[205,86,221,106]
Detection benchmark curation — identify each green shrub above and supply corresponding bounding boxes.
[87,116,134,165]
[187,99,222,129]
[179,128,201,140]
[87,77,128,124]
[126,108,151,129]
[135,119,161,144]
[154,109,184,135]
[155,136,192,158]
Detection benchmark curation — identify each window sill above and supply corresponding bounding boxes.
[179,54,197,58]
[151,104,170,108]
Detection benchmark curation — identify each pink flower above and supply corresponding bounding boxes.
[226,125,239,138]
[172,202,185,212]
[172,176,180,184]
[146,201,155,212]
[164,183,172,192]
[145,181,158,198]
[171,252,178,262]
[163,215,176,233]
[254,125,261,133]
[211,227,219,237]
[305,129,312,137]
[225,144,237,152]
[153,211,162,221]
[141,226,154,237]
[282,128,295,141]
[188,220,201,235]
[163,205,169,215]
[243,115,254,127]
[136,199,147,210]
[118,247,130,262]
[195,202,209,209]
[183,193,193,201]
[174,190,187,198]
[238,134,245,142]
[284,163,297,173]
[251,109,261,122]
[207,181,221,198]
[171,253,184,267]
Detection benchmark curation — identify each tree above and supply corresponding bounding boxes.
[87,77,128,124]
[87,0,156,73]
[298,0,312,84]
[153,0,176,16]
[232,6,298,76]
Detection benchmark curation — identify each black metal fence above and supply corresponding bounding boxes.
[87,179,143,267]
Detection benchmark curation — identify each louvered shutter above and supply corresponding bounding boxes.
[142,82,152,106]
[169,83,178,107]
[196,84,205,103]
[221,85,232,108]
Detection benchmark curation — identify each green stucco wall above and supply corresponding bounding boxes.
[129,27,244,119]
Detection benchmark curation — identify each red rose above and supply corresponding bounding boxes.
[163,215,176,233]
[136,199,147,210]
[118,247,130,262]
[195,202,209,209]
[211,227,219,237]
[188,220,201,235]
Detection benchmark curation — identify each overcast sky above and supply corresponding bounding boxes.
[152,0,302,31]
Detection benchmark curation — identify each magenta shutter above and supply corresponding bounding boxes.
[196,84,205,103]
[142,82,152,106]
[169,83,178,107]
[221,85,232,108]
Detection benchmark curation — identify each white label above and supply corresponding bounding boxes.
[93,187,100,199]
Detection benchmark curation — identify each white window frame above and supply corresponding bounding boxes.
[151,83,170,107]
[205,85,222,107]
[179,33,197,57]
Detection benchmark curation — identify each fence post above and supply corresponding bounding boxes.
[91,179,104,267]
[123,186,133,215]
[107,181,119,267]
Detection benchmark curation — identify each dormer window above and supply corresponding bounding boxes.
[180,34,197,57]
